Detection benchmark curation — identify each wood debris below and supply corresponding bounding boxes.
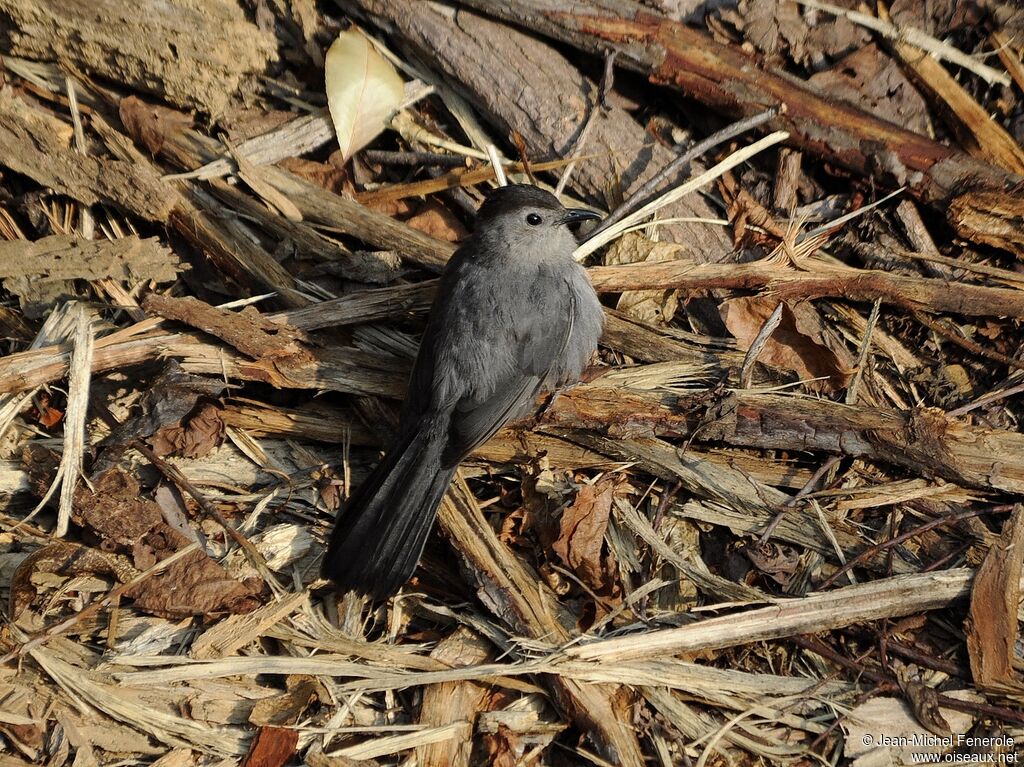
[0,1,1023,765]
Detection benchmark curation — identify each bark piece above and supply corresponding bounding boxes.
[0,91,179,222]
[0,235,181,283]
[0,0,277,117]
[544,386,1024,495]
[142,295,308,362]
[966,506,1024,692]
[72,469,163,548]
[240,726,297,767]
[416,628,493,767]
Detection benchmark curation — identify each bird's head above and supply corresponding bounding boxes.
[473,184,600,259]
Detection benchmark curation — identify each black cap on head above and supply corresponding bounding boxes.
[476,184,564,222]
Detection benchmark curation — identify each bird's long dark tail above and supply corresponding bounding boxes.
[322,428,455,598]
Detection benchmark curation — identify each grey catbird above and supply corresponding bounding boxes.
[323,185,604,597]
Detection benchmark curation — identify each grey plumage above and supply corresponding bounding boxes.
[323,185,604,597]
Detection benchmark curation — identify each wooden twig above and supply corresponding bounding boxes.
[590,106,779,238]
[562,569,974,662]
[818,506,1010,589]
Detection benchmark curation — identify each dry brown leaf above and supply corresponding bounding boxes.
[725,0,867,66]
[98,361,227,467]
[277,154,350,196]
[405,200,469,243]
[720,296,850,391]
[67,466,260,617]
[9,541,129,622]
[126,526,262,618]
[119,96,193,156]
[808,44,929,137]
[603,234,681,325]
[551,477,620,590]
[148,400,225,459]
[72,468,163,547]
[743,540,801,587]
[31,392,63,429]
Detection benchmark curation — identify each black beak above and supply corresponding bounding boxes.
[559,208,602,226]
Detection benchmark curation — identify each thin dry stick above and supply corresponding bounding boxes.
[587,106,779,239]
[758,456,842,545]
[577,131,789,258]
[818,505,1010,589]
[136,441,283,592]
[845,298,881,405]
[793,635,1024,725]
[554,49,616,198]
[0,541,200,665]
[739,301,784,389]
[912,310,1024,370]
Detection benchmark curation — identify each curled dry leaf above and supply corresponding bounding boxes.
[31,392,63,429]
[9,541,130,622]
[127,526,262,618]
[551,477,621,591]
[325,28,404,161]
[96,360,227,471]
[720,296,851,392]
[72,468,261,619]
[895,663,952,738]
[148,400,226,459]
[743,540,801,588]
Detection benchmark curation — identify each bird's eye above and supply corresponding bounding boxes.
[526,213,542,226]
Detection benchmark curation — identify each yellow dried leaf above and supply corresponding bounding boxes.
[325,28,403,161]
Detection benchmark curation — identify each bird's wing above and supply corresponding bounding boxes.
[442,280,574,466]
